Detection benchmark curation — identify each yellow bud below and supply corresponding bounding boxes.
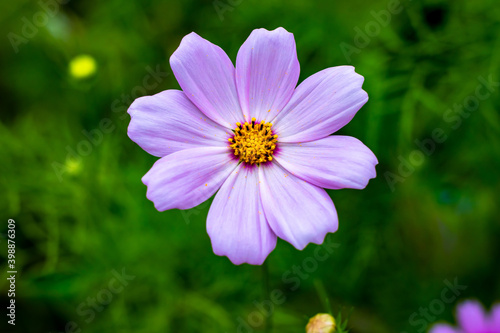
[306,313,336,333]
[64,157,82,175]
[69,54,97,79]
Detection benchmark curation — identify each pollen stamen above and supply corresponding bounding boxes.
[229,119,278,165]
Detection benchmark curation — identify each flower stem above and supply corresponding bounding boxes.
[314,279,332,314]
[262,260,272,333]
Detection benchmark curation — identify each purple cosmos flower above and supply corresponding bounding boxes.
[127,27,377,265]
[430,300,500,333]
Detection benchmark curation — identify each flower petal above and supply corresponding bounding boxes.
[273,66,368,143]
[170,32,242,128]
[235,27,300,122]
[428,324,460,333]
[142,147,237,211]
[274,136,377,190]
[128,90,230,157]
[207,164,277,265]
[456,300,487,333]
[491,303,500,329]
[259,162,338,250]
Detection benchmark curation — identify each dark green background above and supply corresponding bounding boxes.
[1,0,499,332]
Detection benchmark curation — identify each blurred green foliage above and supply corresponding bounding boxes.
[1,0,499,332]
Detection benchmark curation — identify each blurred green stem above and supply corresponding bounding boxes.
[263,260,272,333]
[314,279,332,314]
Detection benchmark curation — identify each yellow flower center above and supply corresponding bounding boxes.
[228,117,278,165]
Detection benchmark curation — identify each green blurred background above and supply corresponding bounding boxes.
[1,0,499,332]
